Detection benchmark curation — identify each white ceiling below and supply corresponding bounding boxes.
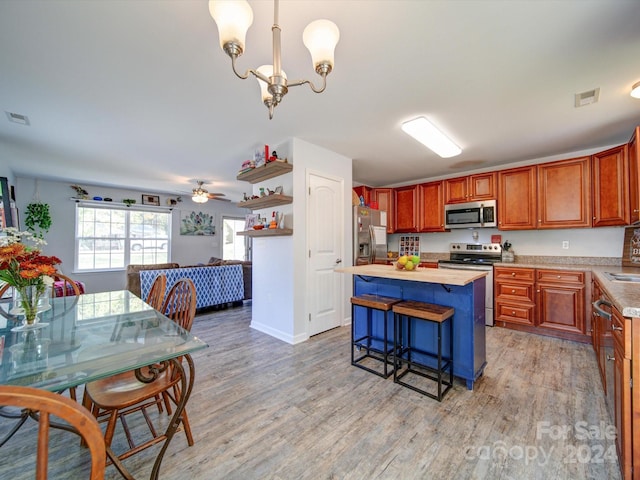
[1,0,640,201]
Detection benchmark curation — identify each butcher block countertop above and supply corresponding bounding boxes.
[335,264,487,286]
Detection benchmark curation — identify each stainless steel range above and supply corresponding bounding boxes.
[438,243,502,326]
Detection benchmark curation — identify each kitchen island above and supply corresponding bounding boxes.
[336,264,488,389]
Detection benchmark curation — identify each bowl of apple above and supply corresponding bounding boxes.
[395,255,421,271]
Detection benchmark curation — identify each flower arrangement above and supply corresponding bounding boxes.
[0,228,61,324]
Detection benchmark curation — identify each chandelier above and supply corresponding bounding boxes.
[209,0,340,119]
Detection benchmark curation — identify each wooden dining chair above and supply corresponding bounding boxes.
[0,385,106,480]
[145,274,167,310]
[83,278,197,461]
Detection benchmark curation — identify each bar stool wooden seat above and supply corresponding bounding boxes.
[351,294,401,378]
[392,300,454,401]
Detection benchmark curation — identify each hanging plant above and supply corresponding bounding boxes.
[24,202,52,239]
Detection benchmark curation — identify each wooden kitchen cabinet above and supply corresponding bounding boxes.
[592,144,630,227]
[353,186,372,206]
[417,181,445,232]
[496,266,590,343]
[497,166,537,230]
[393,185,418,232]
[536,269,586,337]
[494,266,536,326]
[537,156,591,229]
[628,126,640,224]
[371,188,394,234]
[444,172,496,204]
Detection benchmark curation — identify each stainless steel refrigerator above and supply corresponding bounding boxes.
[353,206,387,265]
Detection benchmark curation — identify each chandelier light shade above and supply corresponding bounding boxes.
[401,117,462,158]
[209,0,339,119]
[192,181,209,203]
[631,81,640,99]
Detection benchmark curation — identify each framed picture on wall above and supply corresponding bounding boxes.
[142,194,160,206]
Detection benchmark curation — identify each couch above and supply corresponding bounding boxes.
[126,259,251,309]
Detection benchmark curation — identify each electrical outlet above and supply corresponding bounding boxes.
[562,241,569,249]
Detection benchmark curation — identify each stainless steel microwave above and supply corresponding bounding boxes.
[444,199,497,229]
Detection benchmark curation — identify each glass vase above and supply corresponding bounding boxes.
[11,284,50,331]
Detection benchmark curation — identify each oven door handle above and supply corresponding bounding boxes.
[438,263,494,272]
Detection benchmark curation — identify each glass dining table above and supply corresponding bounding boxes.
[0,289,209,479]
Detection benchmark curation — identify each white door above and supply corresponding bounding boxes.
[308,172,344,336]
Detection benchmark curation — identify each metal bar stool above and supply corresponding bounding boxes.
[392,300,454,401]
[351,294,401,378]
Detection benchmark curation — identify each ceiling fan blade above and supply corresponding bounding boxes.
[211,196,231,202]
[207,192,226,197]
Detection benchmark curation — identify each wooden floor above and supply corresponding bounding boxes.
[1,304,621,479]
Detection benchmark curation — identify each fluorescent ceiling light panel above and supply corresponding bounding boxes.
[401,117,461,158]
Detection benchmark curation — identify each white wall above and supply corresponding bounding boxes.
[250,138,353,344]
[14,176,247,293]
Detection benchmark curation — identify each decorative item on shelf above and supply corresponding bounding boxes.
[274,186,283,195]
[269,211,278,229]
[259,187,266,197]
[70,184,89,199]
[103,197,113,202]
[244,213,259,231]
[0,228,60,331]
[122,199,136,206]
[142,194,160,206]
[268,150,278,163]
[209,0,340,119]
[239,160,255,175]
[92,196,102,201]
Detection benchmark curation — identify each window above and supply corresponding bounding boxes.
[76,205,171,272]
[222,216,249,261]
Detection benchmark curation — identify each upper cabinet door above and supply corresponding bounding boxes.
[417,181,445,232]
[592,144,629,227]
[629,127,640,225]
[537,157,591,229]
[445,172,496,204]
[394,185,418,233]
[498,166,537,230]
[371,188,394,234]
[444,176,468,203]
[469,172,496,201]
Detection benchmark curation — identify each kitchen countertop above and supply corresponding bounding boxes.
[335,264,488,286]
[494,260,640,318]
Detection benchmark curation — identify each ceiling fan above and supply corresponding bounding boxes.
[191,181,230,203]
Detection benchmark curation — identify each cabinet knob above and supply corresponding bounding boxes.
[511,272,516,276]
[511,289,516,293]
[511,311,516,315]
[612,325,623,332]
[593,216,596,220]
[557,275,561,279]
[606,355,615,362]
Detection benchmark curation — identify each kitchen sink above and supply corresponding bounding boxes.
[604,272,640,283]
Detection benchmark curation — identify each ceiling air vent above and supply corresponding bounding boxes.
[574,88,600,108]
[5,111,30,125]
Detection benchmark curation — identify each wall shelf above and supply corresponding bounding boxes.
[238,228,293,237]
[70,197,173,211]
[237,161,292,184]
[237,194,293,209]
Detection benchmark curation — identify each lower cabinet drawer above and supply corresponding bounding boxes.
[496,301,535,326]
[495,282,535,302]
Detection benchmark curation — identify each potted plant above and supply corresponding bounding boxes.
[24,202,52,239]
